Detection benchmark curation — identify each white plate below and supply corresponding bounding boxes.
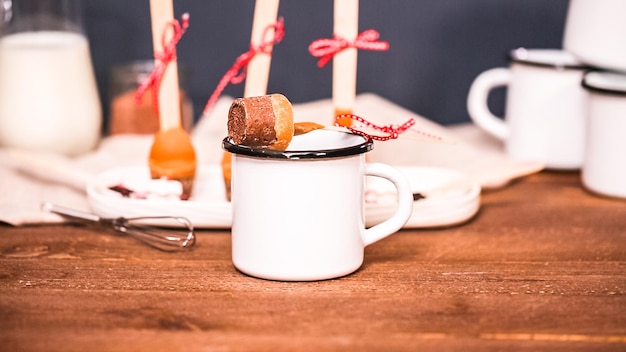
[87,165,480,229]
[365,166,481,228]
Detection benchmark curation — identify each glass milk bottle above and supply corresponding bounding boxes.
[0,0,102,156]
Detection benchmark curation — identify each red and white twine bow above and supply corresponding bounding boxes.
[308,29,389,67]
[336,114,420,141]
[135,13,190,116]
[202,18,285,115]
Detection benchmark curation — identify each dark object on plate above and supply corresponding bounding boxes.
[413,193,426,201]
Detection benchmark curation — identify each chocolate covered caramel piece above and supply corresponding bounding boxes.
[227,94,294,150]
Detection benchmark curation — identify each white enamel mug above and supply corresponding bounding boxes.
[223,129,413,281]
[581,71,626,199]
[467,48,589,169]
[563,0,626,73]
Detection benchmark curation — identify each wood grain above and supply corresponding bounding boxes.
[1,171,625,351]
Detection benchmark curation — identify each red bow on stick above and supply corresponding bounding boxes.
[308,29,389,67]
[202,18,285,115]
[135,13,190,116]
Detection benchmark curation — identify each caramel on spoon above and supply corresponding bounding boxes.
[147,0,196,200]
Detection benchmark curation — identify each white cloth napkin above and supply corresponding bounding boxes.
[0,93,543,226]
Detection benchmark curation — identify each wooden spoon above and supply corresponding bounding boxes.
[221,0,280,201]
[147,0,197,200]
[332,0,359,126]
[244,0,280,98]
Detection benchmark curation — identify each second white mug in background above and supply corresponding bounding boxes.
[581,71,626,199]
[563,0,626,73]
[467,48,589,170]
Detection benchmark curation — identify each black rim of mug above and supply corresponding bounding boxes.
[508,48,590,71]
[222,131,373,160]
[582,71,626,97]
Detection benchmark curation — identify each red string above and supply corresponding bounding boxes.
[202,18,285,116]
[336,114,437,141]
[308,29,389,67]
[135,13,190,117]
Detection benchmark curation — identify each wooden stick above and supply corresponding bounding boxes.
[149,0,182,131]
[332,0,359,121]
[244,0,280,98]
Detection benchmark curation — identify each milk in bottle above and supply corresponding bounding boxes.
[0,0,101,156]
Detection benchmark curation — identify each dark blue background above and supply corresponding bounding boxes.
[84,0,570,127]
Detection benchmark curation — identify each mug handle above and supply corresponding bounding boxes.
[466,67,512,140]
[362,163,413,246]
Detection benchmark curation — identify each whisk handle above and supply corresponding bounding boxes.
[41,202,100,223]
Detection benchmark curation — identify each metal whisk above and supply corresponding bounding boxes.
[42,202,196,251]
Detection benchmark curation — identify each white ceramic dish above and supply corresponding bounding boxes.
[365,166,481,228]
[87,165,480,229]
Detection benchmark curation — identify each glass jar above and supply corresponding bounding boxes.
[0,0,102,156]
[108,60,193,135]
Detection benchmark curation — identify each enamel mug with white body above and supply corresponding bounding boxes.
[563,0,626,73]
[581,71,626,199]
[223,129,413,281]
[467,48,588,169]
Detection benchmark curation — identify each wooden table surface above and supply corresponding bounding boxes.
[1,171,625,351]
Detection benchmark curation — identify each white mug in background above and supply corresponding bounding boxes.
[467,48,588,170]
[223,129,414,281]
[581,71,626,199]
[563,0,626,73]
